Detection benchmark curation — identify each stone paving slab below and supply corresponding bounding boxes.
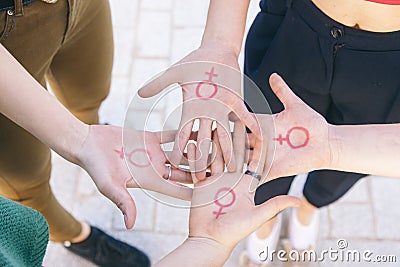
[137,11,171,58]
[328,203,375,239]
[370,176,400,240]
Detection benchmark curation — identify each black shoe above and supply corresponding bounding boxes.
[64,226,150,267]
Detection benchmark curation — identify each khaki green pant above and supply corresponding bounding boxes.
[0,0,113,242]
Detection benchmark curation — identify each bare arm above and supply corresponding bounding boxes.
[0,44,87,164]
[248,74,400,180]
[137,0,261,182]
[201,0,250,55]
[330,124,400,178]
[155,238,230,267]
[0,44,193,229]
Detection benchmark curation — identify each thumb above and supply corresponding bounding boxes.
[254,195,300,225]
[269,73,303,109]
[100,184,137,229]
[138,68,179,98]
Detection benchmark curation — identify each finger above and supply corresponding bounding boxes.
[138,68,180,98]
[216,120,236,172]
[247,135,268,192]
[187,142,199,184]
[131,165,193,200]
[156,130,177,144]
[247,136,267,174]
[165,151,215,169]
[195,119,213,181]
[210,128,224,174]
[245,149,253,164]
[233,121,246,172]
[170,120,194,168]
[169,168,193,184]
[231,100,262,138]
[253,195,300,226]
[156,130,199,144]
[99,183,137,230]
[244,133,254,165]
[149,146,193,184]
[246,132,256,148]
[158,180,193,201]
[269,73,303,108]
[155,168,194,200]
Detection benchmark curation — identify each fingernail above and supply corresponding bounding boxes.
[124,213,129,229]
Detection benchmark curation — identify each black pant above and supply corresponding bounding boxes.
[245,0,400,207]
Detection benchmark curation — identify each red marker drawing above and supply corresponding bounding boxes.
[274,127,310,149]
[213,187,236,219]
[114,147,125,159]
[195,67,219,100]
[115,147,152,168]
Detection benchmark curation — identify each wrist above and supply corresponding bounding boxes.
[68,121,90,165]
[155,237,232,266]
[185,237,232,265]
[200,38,241,58]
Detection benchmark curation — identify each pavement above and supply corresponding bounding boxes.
[43,0,400,266]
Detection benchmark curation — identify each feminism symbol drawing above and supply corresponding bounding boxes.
[274,126,310,149]
[195,67,219,99]
[114,147,152,168]
[213,187,236,219]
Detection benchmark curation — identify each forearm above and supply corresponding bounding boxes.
[329,124,400,178]
[0,44,88,163]
[154,238,231,267]
[201,0,250,55]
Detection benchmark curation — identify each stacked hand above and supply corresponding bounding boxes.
[138,48,264,181]
[65,70,335,267]
[72,72,330,240]
[188,174,299,252]
[153,73,336,266]
[155,135,300,266]
[75,126,193,229]
[246,74,331,182]
[157,172,300,267]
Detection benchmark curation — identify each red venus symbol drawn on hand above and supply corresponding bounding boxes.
[114,147,125,159]
[213,187,236,219]
[274,127,310,149]
[114,147,152,168]
[195,67,219,100]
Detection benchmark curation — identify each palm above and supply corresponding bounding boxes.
[77,125,192,229]
[247,74,331,181]
[271,95,329,177]
[188,173,298,248]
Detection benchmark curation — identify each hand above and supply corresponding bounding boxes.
[75,125,193,229]
[138,47,262,181]
[186,132,299,251]
[247,74,331,181]
[188,172,300,252]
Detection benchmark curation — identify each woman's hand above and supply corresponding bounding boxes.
[138,47,262,181]
[247,74,331,181]
[75,125,193,229]
[190,172,300,248]
[156,172,300,267]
